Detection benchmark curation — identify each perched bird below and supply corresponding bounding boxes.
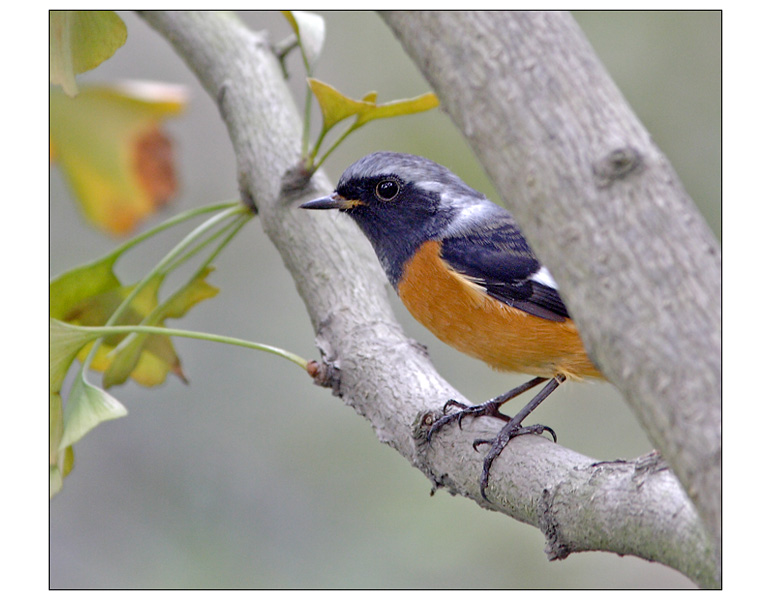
[300,151,603,499]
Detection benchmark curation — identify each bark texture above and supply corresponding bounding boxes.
[382,8,721,570]
[141,11,719,587]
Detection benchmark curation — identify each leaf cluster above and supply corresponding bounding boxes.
[279,11,439,173]
[49,10,439,498]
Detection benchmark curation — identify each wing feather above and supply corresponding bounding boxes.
[439,217,570,322]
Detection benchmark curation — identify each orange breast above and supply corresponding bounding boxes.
[397,241,603,380]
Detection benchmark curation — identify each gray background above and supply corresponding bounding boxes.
[50,11,720,589]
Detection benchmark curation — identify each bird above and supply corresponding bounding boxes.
[300,151,603,499]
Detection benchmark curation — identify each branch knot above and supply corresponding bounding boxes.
[592,146,643,188]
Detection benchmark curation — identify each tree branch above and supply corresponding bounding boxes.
[141,11,718,588]
[382,8,720,574]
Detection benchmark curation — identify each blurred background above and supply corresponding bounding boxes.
[49,11,720,589]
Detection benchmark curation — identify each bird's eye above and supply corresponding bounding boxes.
[374,179,400,201]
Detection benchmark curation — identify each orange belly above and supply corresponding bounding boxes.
[397,241,603,380]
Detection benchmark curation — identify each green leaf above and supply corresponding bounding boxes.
[50,254,121,322]
[103,267,219,388]
[60,373,128,451]
[281,11,325,72]
[52,255,218,388]
[50,465,63,498]
[49,319,124,490]
[157,266,220,321]
[51,441,77,498]
[50,391,76,498]
[70,274,170,386]
[50,392,65,467]
[50,11,128,96]
[50,253,133,383]
[49,318,105,394]
[49,318,117,493]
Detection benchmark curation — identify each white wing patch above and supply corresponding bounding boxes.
[529,266,559,290]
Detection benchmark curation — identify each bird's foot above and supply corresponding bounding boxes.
[423,376,560,500]
[473,421,557,500]
[425,398,510,444]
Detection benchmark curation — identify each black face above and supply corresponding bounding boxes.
[336,173,449,232]
[338,173,437,213]
[333,172,451,287]
[304,151,487,288]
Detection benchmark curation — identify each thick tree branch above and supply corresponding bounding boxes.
[382,8,720,571]
[141,11,718,588]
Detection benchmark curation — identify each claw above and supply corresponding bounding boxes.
[472,438,491,452]
[426,398,507,443]
[426,411,461,443]
[476,423,557,499]
[422,376,565,502]
[441,399,469,414]
[543,425,558,443]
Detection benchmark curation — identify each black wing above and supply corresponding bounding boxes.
[439,221,569,322]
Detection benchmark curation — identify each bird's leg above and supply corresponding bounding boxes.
[426,376,547,443]
[473,375,566,500]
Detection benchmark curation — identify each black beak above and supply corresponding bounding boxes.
[300,193,362,210]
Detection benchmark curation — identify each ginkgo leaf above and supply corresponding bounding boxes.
[51,250,219,388]
[50,465,64,498]
[51,391,65,467]
[50,10,127,96]
[59,373,128,451]
[281,11,325,71]
[66,274,164,386]
[50,391,75,498]
[50,319,126,497]
[50,319,129,456]
[49,318,105,394]
[307,78,373,133]
[50,253,121,322]
[309,79,439,135]
[306,79,440,170]
[49,318,105,496]
[71,274,166,378]
[102,267,219,388]
[50,82,187,235]
[354,92,440,127]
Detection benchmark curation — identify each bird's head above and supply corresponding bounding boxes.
[300,151,489,285]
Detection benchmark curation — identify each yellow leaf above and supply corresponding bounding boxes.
[50,82,187,236]
[355,92,440,127]
[50,11,127,96]
[307,78,373,133]
[102,268,219,388]
[51,244,219,389]
[309,79,439,134]
[66,275,162,385]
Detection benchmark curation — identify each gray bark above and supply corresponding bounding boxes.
[140,11,719,588]
[382,7,721,570]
